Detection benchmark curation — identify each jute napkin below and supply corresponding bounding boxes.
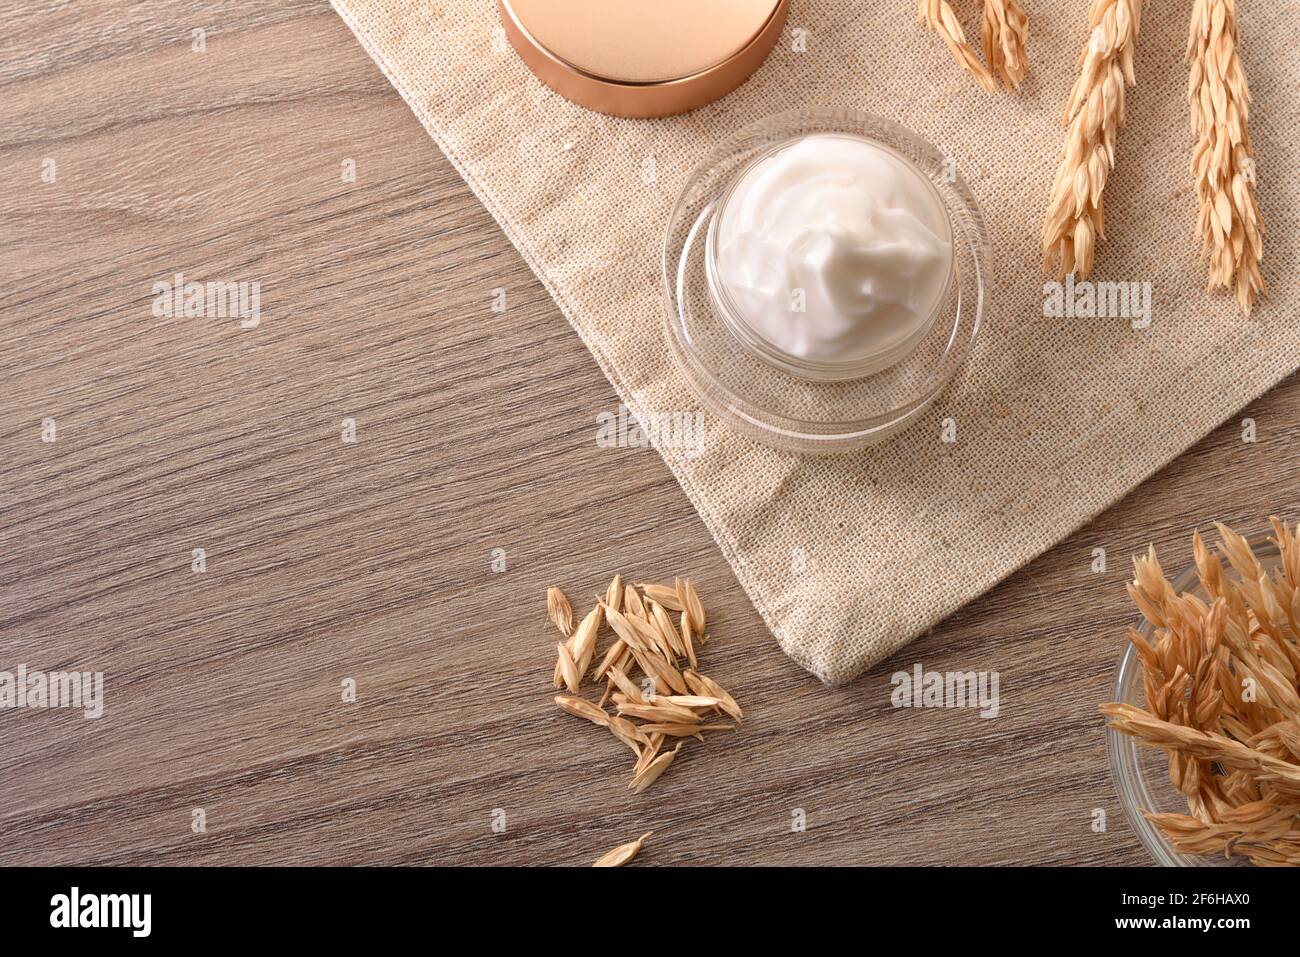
[332,0,1299,684]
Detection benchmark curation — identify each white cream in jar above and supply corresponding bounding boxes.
[710,133,954,373]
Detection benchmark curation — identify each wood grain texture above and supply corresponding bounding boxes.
[0,0,1296,866]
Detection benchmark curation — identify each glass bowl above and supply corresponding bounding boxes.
[1107,536,1282,866]
[661,107,990,454]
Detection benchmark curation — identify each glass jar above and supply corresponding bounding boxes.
[662,107,990,453]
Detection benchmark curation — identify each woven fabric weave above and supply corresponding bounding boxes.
[333,0,1300,683]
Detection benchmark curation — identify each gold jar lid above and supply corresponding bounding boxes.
[498,0,788,118]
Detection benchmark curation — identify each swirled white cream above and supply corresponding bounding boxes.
[713,134,953,366]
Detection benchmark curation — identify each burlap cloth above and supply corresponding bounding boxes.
[332,0,1299,684]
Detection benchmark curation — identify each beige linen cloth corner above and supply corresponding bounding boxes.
[332,0,1300,684]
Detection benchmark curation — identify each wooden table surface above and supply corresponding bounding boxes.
[1,0,1296,867]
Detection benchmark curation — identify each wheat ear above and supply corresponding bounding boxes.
[1041,0,1142,278]
[1187,0,1265,316]
[981,0,1030,91]
[918,0,997,93]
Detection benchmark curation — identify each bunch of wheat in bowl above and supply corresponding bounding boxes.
[1103,519,1300,866]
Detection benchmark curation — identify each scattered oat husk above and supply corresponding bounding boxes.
[623,584,647,620]
[1187,0,1265,315]
[611,644,635,678]
[1042,0,1142,279]
[593,638,627,681]
[631,745,681,793]
[569,605,603,676]
[1102,518,1300,866]
[545,577,742,795]
[555,694,609,726]
[605,574,624,614]
[662,695,723,708]
[631,646,689,696]
[636,722,734,738]
[685,671,743,722]
[648,600,685,659]
[555,642,581,695]
[635,733,665,774]
[547,586,573,637]
[639,583,683,611]
[550,590,587,687]
[680,613,699,671]
[641,610,677,662]
[602,603,656,654]
[678,578,706,635]
[618,700,700,724]
[606,665,645,704]
[608,715,647,755]
[593,831,652,867]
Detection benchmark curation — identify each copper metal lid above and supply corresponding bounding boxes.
[498,0,788,118]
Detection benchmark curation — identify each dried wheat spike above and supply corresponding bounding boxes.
[1041,0,1142,278]
[917,0,997,93]
[981,0,1030,91]
[1187,0,1265,315]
